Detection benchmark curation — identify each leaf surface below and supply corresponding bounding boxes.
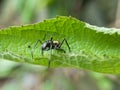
[0,16,120,74]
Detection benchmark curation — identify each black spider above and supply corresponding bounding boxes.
[29,34,71,68]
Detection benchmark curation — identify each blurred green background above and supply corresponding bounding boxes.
[0,0,120,90]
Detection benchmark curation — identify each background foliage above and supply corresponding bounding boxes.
[0,0,120,90]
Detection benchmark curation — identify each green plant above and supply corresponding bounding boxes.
[0,16,120,74]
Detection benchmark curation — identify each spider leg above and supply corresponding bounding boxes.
[56,48,66,53]
[47,60,50,69]
[31,40,42,59]
[47,44,53,69]
[41,49,44,56]
[43,34,53,41]
[59,38,71,52]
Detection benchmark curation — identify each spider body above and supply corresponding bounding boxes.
[30,35,71,68]
[41,40,60,51]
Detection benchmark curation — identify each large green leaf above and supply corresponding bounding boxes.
[0,16,120,74]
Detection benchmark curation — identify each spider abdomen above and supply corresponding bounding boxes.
[41,42,51,51]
